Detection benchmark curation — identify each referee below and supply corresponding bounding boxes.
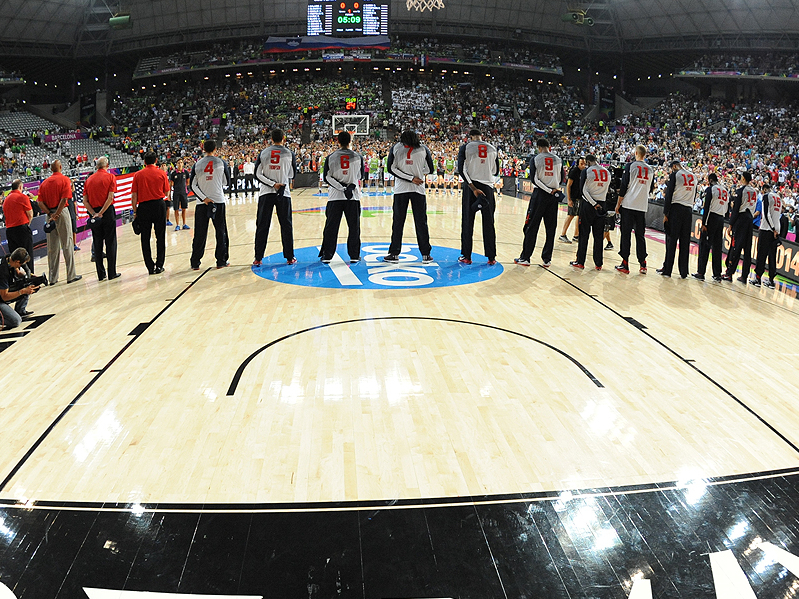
[384,130,435,264]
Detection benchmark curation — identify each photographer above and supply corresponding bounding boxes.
[0,248,38,330]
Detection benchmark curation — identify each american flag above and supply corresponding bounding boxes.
[76,173,134,218]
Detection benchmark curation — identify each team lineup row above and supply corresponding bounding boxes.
[0,130,787,330]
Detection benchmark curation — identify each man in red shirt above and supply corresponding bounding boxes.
[36,160,80,284]
[2,180,35,272]
[131,152,170,274]
[84,157,120,281]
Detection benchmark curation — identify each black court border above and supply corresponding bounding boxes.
[226,315,603,396]
[1,465,799,513]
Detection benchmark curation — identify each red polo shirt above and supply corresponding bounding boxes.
[84,168,117,209]
[3,190,32,228]
[37,172,73,211]
[131,164,170,203]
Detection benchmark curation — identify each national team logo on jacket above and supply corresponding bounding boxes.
[252,245,503,289]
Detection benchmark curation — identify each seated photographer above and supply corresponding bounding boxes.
[0,248,39,330]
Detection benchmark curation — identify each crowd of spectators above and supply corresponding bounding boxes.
[133,37,562,77]
[685,53,799,76]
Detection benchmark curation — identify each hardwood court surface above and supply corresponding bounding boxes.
[1,186,798,506]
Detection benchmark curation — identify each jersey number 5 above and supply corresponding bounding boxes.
[270,149,281,164]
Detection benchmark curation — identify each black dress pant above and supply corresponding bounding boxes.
[520,188,558,262]
[321,200,361,260]
[191,202,229,268]
[91,207,118,279]
[697,213,723,277]
[136,199,166,273]
[254,193,294,261]
[389,192,431,256]
[575,202,606,267]
[619,207,648,265]
[245,174,254,192]
[754,229,778,281]
[460,182,496,260]
[661,204,692,277]
[6,224,34,273]
[725,214,753,278]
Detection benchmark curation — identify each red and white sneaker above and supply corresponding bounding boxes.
[595,265,602,271]
[287,258,297,265]
[615,262,630,274]
[458,256,472,265]
[569,261,584,269]
[639,262,647,274]
[252,259,262,266]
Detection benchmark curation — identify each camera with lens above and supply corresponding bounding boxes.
[8,273,48,293]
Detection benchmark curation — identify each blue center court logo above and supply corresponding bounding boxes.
[252,244,503,289]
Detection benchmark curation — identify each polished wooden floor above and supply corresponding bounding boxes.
[1,187,798,505]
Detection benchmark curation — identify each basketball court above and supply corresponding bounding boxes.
[2,183,799,597]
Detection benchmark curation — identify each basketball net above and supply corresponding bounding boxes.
[406,0,444,11]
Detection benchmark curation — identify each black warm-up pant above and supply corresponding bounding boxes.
[389,192,432,256]
[754,229,778,281]
[91,207,118,279]
[460,182,496,261]
[618,207,647,265]
[320,200,361,260]
[6,224,34,273]
[254,193,294,261]
[725,214,753,278]
[136,199,166,272]
[575,201,606,267]
[661,203,692,277]
[191,203,229,268]
[697,213,724,278]
[520,188,558,263]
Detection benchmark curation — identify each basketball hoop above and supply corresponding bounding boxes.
[406,0,444,11]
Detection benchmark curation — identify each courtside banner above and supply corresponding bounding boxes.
[690,214,799,283]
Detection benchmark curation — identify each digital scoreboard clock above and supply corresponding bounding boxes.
[307,0,389,36]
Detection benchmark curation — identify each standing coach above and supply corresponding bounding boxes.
[131,152,170,275]
[84,157,120,281]
[2,180,34,272]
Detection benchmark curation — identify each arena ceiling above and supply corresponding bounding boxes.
[1,0,799,58]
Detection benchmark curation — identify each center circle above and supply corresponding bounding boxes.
[253,244,504,289]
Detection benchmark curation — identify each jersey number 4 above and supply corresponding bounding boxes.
[204,161,213,176]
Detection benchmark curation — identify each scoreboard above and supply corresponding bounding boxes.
[307,0,389,36]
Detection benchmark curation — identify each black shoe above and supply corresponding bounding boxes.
[721,274,732,282]
[21,310,34,316]
[383,254,399,263]
[152,266,165,275]
[99,274,106,281]
[711,275,722,282]
[764,279,776,289]
[736,276,747,284]
[751,277,761,288]
[108,273,121,280]
[656,269,670,277]
[692,273,704,281]
[67,275,82,284]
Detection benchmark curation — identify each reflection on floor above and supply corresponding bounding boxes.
[3,470,799,597]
